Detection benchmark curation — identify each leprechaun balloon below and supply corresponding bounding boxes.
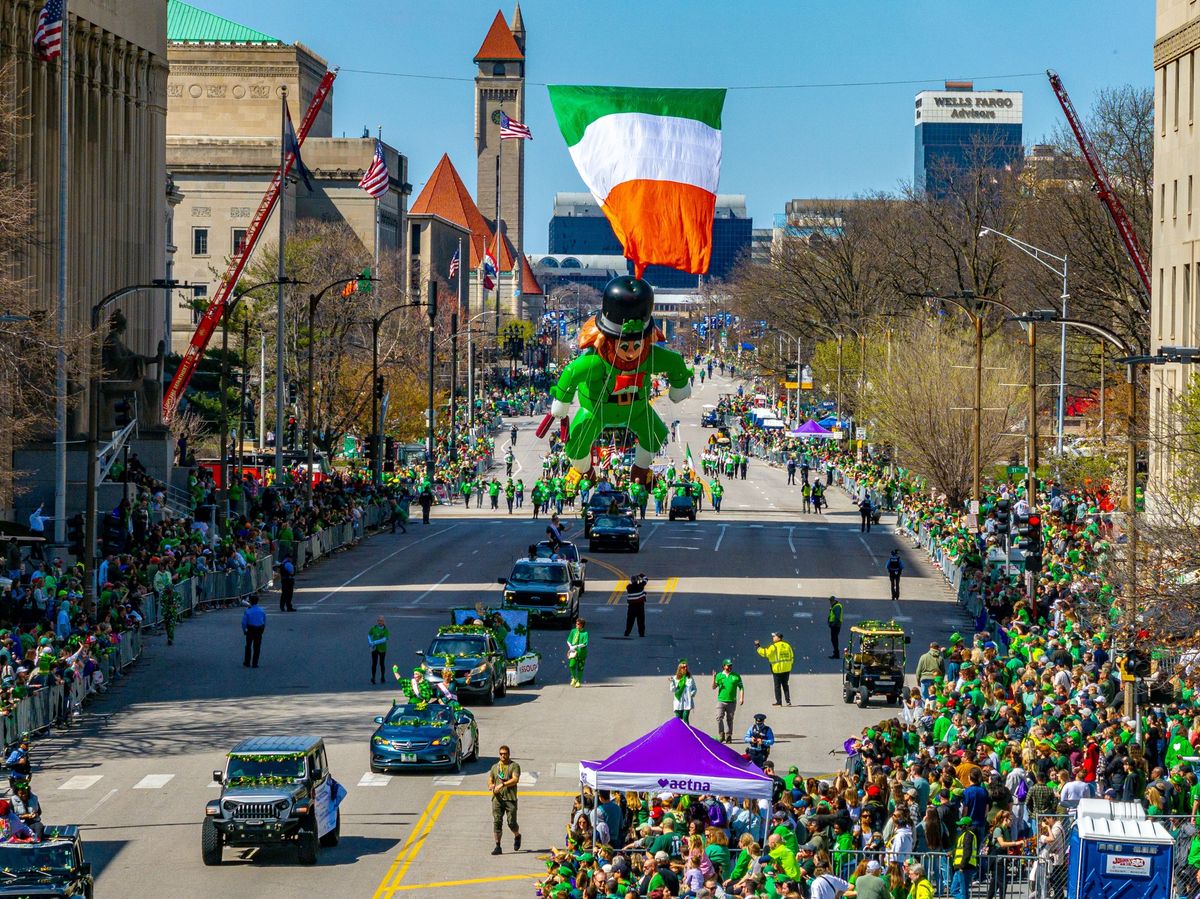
[547,276,692,486]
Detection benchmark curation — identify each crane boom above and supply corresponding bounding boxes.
[1046,69,1152,299]
[162,69,338,421]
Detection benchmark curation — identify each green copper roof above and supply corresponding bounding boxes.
[167,1,282,45]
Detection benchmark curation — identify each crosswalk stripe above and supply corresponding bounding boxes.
[794,612,813,618]
[358,772,391,787]
[518,771,539,785]
[745,610,763,616]
[431,775,465,787]
[133,774,174,790]
[695,609,712,615]
[59,775,103,791]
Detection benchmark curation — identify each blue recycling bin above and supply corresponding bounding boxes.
[1067,812,1174,899]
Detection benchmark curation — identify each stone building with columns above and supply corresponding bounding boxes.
[165,1,409,353]
[1,0,175,517]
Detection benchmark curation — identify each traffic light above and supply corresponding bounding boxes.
[1015,512,1042,571]
[994,498,1011,533]
[113,398,132,427]
[287,381,298,405]
[66,513,84,557]
[286,416,298,448]
[1122,650,1151,679]
[384,437,396,473]
[374,376,385,400]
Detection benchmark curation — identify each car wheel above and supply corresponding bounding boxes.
[452,748,463,773]
[370,764,384,775]
[296,827,319,864]
[319,811,341,848]
[482,679,495,705]
[589,542,597,552]
[857,688,869,708]
[842,689,854,704]
[468,729,479,761]
[496,672,507,698]
[690,513,696,521]
[201,818,223,866]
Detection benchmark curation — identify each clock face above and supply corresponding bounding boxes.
[491,109,504,125]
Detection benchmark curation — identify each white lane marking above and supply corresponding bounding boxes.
[208,781,222,788]
[133,774,174,790]
[661,545,699,550]
[748,524,763,529]
[894,615,913,621]
[695,608,713,615]
[714,524,727,552]
[314,524,461,604]
[646,607,664,614]
[414,574,451,603]
[358,772,391,787]
[794,612,814,618]
[745,610,763,616]
[592,606,614,612]
[554,762,579,779]
[431,775,465,787]
[787,528,796,554]
[858,535,878,562]
[81,788,118,818]
[518,771,539,785]
[456,562,464,567]
[59,775,103,791]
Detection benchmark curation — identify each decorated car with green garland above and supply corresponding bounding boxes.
[416,623,508,704]
[0,826,93,898]
[203,736,346,866]
[449,608,540,688]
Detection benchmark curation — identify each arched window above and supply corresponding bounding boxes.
[492,63,506,77]
[561,257,582,269]
[539,257,559,268]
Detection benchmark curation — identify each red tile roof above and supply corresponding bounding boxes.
[474,10,523,61]
[409,153,541,301]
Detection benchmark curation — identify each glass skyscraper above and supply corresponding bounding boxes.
[914,82,1023,194]
[547,192,752,287]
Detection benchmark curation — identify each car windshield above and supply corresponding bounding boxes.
[588,494,627,510]
[595,516,631,528]
[0,842,75,871]
[427,636,487,657]
[384,703,453,726]
[535,542,577,561]
[510,562,568,584]
[225,755,306,783]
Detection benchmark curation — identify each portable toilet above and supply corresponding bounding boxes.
[1067,813,1174,899]
[1076,798,1146,821]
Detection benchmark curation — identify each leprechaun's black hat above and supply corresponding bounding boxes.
[597,276,655,339]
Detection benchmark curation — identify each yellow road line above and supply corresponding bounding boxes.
[372,791,445,899]
[375,790,578,896]
[395,873,543,892]
[584,556,629,605]
[658,576,679,604]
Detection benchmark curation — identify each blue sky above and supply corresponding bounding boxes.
[190,1,1154,253]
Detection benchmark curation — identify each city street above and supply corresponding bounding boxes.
[34,374,970,898]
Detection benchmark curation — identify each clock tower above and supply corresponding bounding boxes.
[474,5,526,255]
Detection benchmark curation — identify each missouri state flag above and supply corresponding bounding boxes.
[548,85,726,278]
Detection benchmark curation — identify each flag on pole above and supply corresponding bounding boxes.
[482,245,497,291]
[448,248,460,280]
[34,0,64,60]
[358,139,390,199]
[284,107,313,192]
[340,266,373,298]
[684,444,696,476]
[499,111,533,140]
[547,85,726,277]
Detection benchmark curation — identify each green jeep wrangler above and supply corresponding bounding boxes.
[0,826,94,898]
[203,735,344,865]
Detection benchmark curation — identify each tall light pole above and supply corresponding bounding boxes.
[426,280,438,483]
[979,227,1069,454]
[305,276,372,501]
[465,309,499,431]
[219,279,298,525]
[362,302,421,484]
[85,280,194,602]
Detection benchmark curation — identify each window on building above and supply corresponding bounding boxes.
[410,223,421,256]
[1162,64,1169,137]
[190,285,208,324]
[1172,266,1178,339]
[1185,264,1192,344]
[492,63,506,77]
[1161,183,1166,223]
[1191,52,1196,125]
[1175,58,1181,130]
[1174,179,1179,221]
[232,229,248,257]
[193,227,209,257]
[1158,268,1165,340]
[1190,175,1194,225]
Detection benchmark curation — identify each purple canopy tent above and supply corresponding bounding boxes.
[789,419,836,438]
[578,717,773,799]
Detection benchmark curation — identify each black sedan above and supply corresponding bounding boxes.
[588,514,640,553]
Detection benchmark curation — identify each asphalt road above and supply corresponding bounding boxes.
[34,370,972,897]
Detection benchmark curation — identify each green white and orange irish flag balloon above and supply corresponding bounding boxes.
[548,85,726,278]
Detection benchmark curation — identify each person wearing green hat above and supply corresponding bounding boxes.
[950,815,978,899]
[712,658,745,743]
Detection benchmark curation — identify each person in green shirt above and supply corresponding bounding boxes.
[567,618,589,687]
[488,479,501,510]
[712,659,745,743]
[710,479,724,513]
[368,616,389,684]
[653,481,668,515]
[460,479,472,508]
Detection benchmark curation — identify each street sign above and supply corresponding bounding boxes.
[855,428,867,440]
[784,363,798,389]
[1007,465,1028,475]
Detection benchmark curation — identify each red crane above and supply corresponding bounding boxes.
[1046,69,1152,300]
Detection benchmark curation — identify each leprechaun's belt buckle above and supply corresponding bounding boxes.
[610,392,634,406]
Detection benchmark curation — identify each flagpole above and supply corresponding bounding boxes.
[494,140,502,338]
[53,0,71,547]
[274,87,288,482]
[373,126,381,283]
[462,238,473,434]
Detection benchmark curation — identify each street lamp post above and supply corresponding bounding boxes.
[363,303,421,484]
[219,279,298,525]
[306,276,371,501]
[979,227,1069,455]
[449,310,459,463]
[426,280,438,483]
[465,310,499,432]
[85,280,191,603]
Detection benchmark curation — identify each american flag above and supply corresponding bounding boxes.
[448,248,460,280]
[34,0,64,61]
[358,139,389,199]
[499,111,532,141]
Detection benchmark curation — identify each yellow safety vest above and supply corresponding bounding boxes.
[757,641,794,674]
[828,603,842,627]
[952,830,978,868]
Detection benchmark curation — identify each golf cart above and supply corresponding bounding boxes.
[700,405,720,428]
[841,620,910,708]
